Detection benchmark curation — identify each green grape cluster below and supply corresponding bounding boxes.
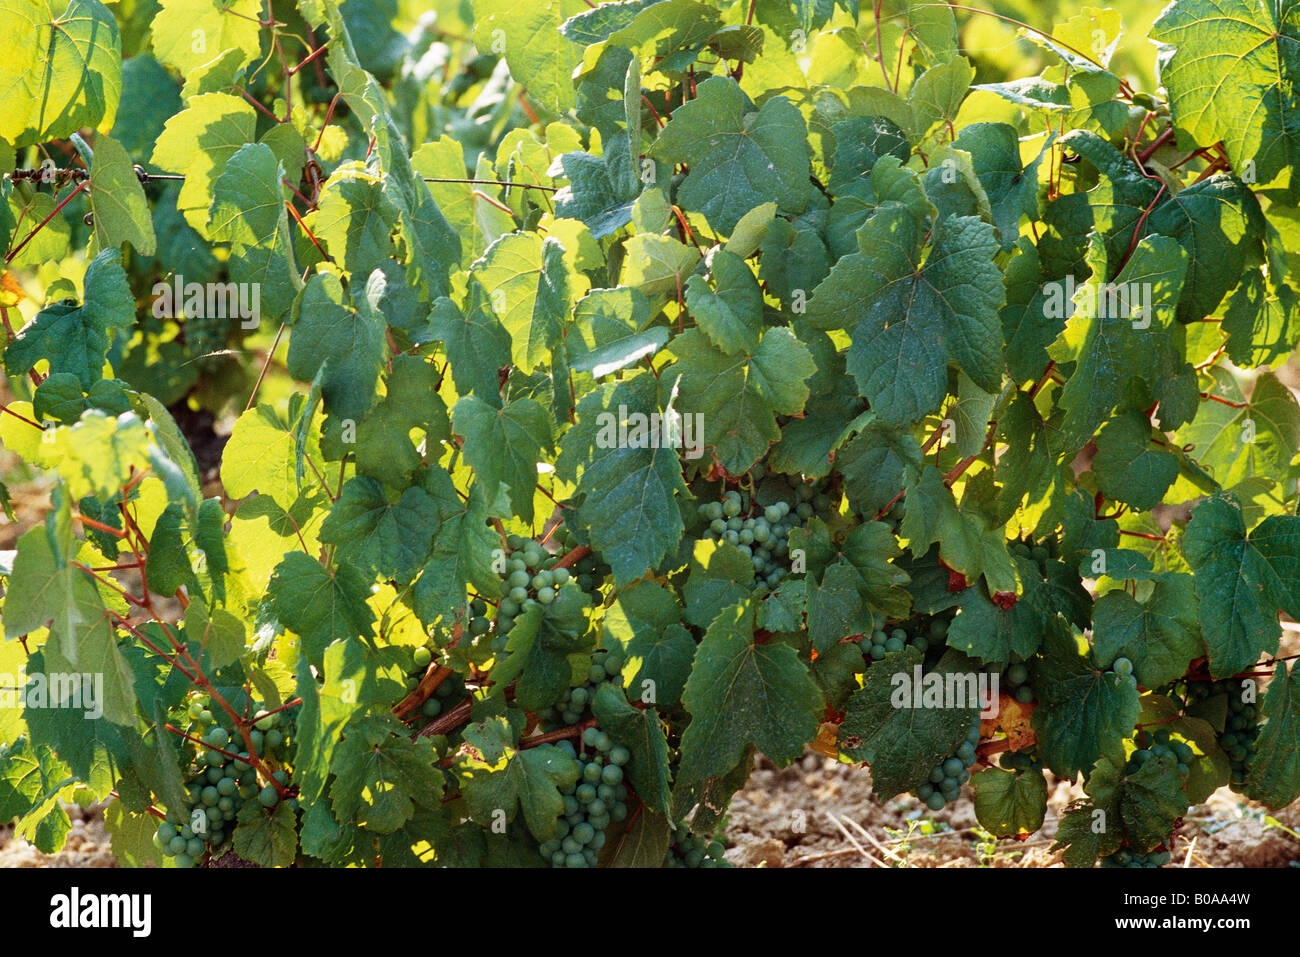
[1126,731,1193,779]
[864,616,947,663]
[1004,661,1034,704]
[491,531,609,654]
[1009,538,1058,568]
[154,695,294,867]
[695,480,831,595]
[1162,677,1259,790]
[914,716,981,811]
[663,823,731,868]
[1186,680,1260,789]
[419,671,467,721]
[538,728,632,868]
[539,646,625,727]
[1099,846,1173,868]
[1220,694,1261,789]
[1106,655,1139,691]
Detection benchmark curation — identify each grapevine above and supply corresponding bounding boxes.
[0,0,1297,875]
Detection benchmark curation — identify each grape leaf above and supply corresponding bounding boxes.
[1151,0,1300,188]
[647,75,810,234]
[287,271,387,423]
[1091,573,1202,689]
[0,0,121,147]
[267,552,376,669]
[1243,660,1300,808]
[454,716,580,841]
[807,208,1005,426]
[676,601,822,793]
[453,394,553,524]
[668,327,815,474]
[972,767,1048,837]
[1183,494,1300,678]
[89,134,155,256]
[4,249,134,389]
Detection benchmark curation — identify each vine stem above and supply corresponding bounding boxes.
[943,381,1016,487]
[553,545,591,569]
[1119,529,1166,542]
[422,177,557,192]
[5,181,88,265]
[243,322,287,413]
[417,696,474,738]
[520,718,598,749]
[0,401,43,429]
[1028,361,1056,400]
[393,665,454,719]
[1202,393,1248,409]
[1137,127,1176,165]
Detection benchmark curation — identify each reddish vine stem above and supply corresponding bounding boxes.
[422,176,557,192]
[1028,361,1056,400]
[1119,529,1166,542]
[288,38,330,76]
[417,696,475,739]
[1202,393,1248,409]
[243,322,287,413]
[73,514,128,538]
[393,665,454,719]
[520,718,598,749]
[1137,127,1176,165]
[164,724,248,765]
[0,402,43,429]
[5,181,89,265]
[552,545,591,569]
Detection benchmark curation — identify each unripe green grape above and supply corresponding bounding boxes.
[413,646,432,669]
[258,785,280,807]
